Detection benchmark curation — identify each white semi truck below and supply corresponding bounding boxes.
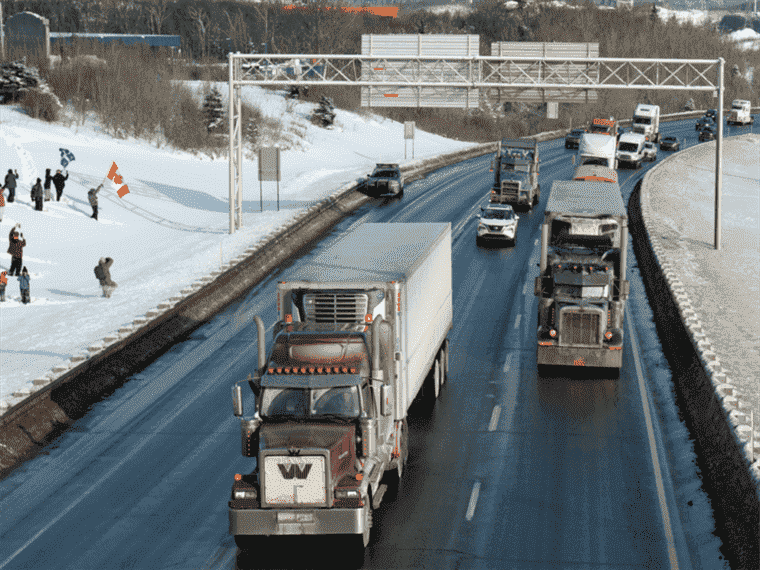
[577,133,618,170]
[631,104,661,143]
[229,223,453,559]
[727,99,754,126]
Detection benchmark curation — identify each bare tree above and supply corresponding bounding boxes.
[224,9,249,54]
[188,6,212,59]
[147,0,171,35]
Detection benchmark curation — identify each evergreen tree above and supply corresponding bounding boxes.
[312,96,336,128]
[202,87,225,134]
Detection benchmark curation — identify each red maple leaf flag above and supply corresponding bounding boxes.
[106,162,130,198]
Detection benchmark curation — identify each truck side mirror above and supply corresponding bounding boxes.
[233,384,244,417]
[380,384,392,417]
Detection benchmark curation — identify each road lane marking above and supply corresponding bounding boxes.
[523,281,529,295]
[488,406,501,432]
[626,314,680,570]
[0,314,273,570]
[513,314,521,329]
[465,482,481,521]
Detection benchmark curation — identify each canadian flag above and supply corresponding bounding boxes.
[106,162,130,198]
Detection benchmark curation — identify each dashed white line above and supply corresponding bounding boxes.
[522,281,529,295]
[488,406,502,432]
[465,482,481,521]
[513,314,522,329]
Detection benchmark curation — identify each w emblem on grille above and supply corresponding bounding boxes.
[278,464,312,479]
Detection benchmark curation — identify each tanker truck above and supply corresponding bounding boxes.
[228,223,452,559]
[534,181,629,371]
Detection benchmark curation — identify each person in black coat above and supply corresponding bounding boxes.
[88,184,102,220]
[4,169,19,203]
[31,178,44,211]
[44,168,53,201]
[7,224,26,276]
[52,169,68,202]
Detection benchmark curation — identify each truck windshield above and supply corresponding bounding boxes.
[590,125,611,134]
[260,386,361,420]
[556,284,609,299]
[634,117,651,124]
[372,171,398,178]
[618,142,640,152]
[581,158,610,166]
[483,209,514,220]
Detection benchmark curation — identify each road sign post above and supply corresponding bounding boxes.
[258,147,281,212]
[404,121,415,160]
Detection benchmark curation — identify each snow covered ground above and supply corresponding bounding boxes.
[0,86,476,403]
[729,27,760,51]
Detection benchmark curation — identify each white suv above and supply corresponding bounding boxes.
[476,205,519,246]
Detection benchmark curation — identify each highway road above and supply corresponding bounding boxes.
[1,117,751,569]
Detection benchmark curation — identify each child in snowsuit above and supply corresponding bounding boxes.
[18,266,30,304]
[95,257,118,298]
[8,224,26,276]
[88,184,103,220]
[31,178,44,211]
[4,169,19,203]
[44,168,53,201]
[0,270,7,301]
[53,169,68,202]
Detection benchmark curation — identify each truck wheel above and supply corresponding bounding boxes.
[440,339,449,385]
[432,358,441,399]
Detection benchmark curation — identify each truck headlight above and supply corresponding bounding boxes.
[233,489,258,500]
[334,489,361,499]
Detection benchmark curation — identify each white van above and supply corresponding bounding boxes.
[616,132,648,169]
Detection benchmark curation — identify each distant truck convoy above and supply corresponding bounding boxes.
[577,133,618,169]
[631,104,661,143]
[727,99,754,126]
[490,139,541,210]
[229,223,453,557]
[535,180,630,370]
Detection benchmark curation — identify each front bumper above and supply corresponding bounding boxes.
[537,344,623,369]
[229,506,366,537]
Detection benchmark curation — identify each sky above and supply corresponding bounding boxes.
[1,3,758,406]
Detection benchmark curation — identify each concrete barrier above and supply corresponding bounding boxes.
[633,153,760,568]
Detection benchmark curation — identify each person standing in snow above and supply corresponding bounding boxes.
[88,184,102,220]
[31,178,44,211]
[18,266,30,304]
[0,270,7,302]
[53,169,68,202]
[95,257,118,298]
[4,169,19,203]
[8,224,26,276]
[44,168,54,201]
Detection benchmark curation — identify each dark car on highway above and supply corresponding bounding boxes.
[704,109,717,120]
[696,116,715,131]
[366,163,404,198]
[659,136,681,151]
[698,126,717,142]
[564,128,587,149]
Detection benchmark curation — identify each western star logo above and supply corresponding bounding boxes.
[278,463,312,480]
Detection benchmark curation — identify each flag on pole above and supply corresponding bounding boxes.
[105,162,130,198]
[59,148,75,168]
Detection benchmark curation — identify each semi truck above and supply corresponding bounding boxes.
[588,117,619,139]
[727,99,754,126]
[534,180,630,370]
[631,104,661,143]
[229,223,453,558]
[490,138,540,210]
[576,133,618,169]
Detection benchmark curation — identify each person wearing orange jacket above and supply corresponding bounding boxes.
[0,270,7,302]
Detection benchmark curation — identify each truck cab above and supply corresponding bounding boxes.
[727,99,754,126]
[631,104,661,143]
[577,133,618,170]
[589,117,619,139]
[616,132,647,169]
[490,139,540,210]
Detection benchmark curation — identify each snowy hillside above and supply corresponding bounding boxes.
[0,87,477,403]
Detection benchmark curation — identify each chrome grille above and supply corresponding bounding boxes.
[303,293,369,323]
[501,181,520,196]
[560,310,600,345]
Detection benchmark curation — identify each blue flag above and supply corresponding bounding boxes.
[59,148,75,168]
